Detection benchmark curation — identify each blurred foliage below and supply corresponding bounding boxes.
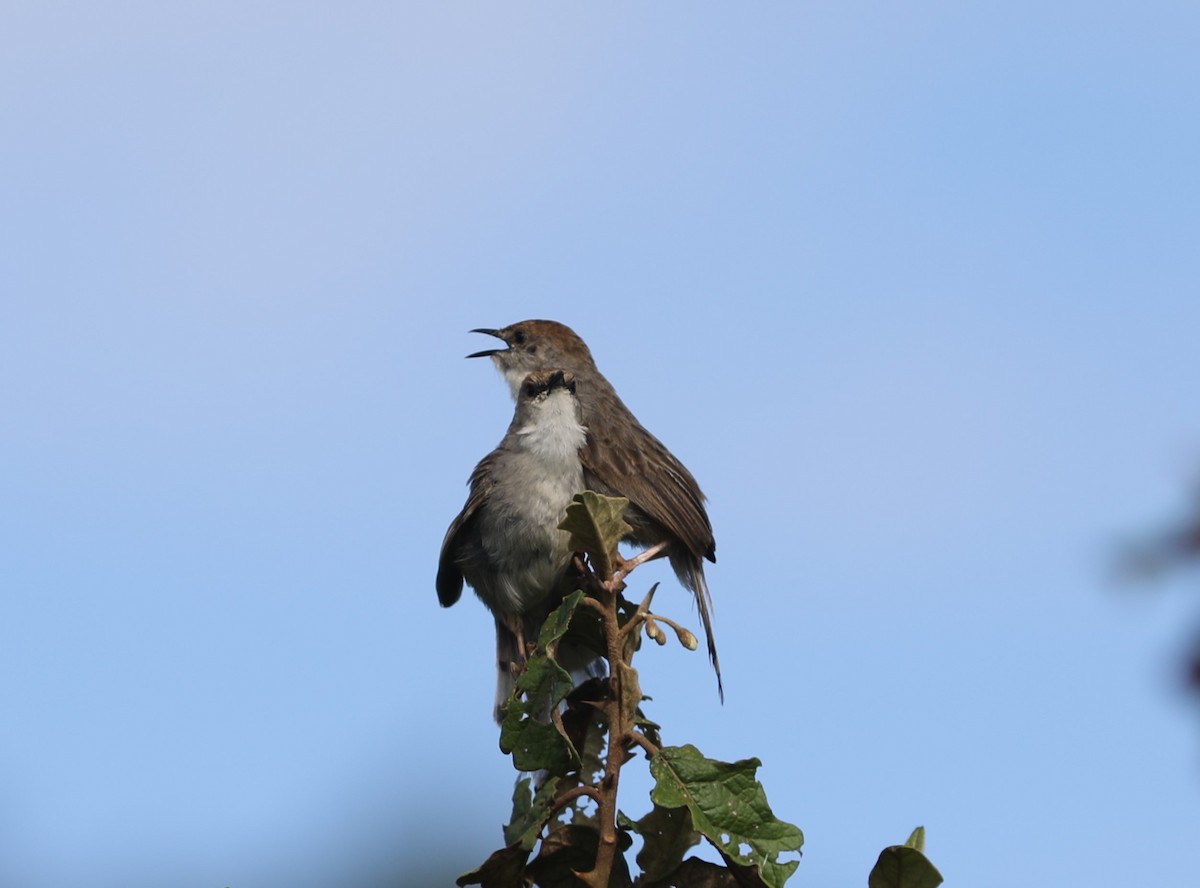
[1122,483,1200,691]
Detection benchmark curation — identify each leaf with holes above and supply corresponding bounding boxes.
[619,804,700,883]
[498,592,585,774]
[648,744,803,888]
[503,776,562,851]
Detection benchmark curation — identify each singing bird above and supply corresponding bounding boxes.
[468,320,722,701]
[437,369,600,720]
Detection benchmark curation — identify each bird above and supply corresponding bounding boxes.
[467,320,722,701]
[437,369,600,721]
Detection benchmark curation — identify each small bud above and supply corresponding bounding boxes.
[674,625,698,651]
[645,618,667,646]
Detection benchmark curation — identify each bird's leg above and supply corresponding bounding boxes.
[630,540,670,567]
[515,619,529,662]
[504,614,530,675]
[613,540,671,584]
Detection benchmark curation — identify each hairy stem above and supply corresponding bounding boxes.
[576,552,651,887]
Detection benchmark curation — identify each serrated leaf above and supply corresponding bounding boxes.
[558,491,631,578]
[623,804,700,883]
[715,846,778,887]
[867,845,943,888]
[557,682,607,831]
[503,776,562,850]
[546,590,588,644]
[750,851,798,888]
[648,745,803,888]
[498,592,587,774]
[498,653,575,773]
[505,777,534,846]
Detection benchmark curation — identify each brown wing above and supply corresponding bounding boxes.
[436,451,499,606]
[580,412,715,562]
[581,407,723,701]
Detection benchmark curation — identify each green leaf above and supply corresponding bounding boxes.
[648,745,803,888]
[867,842,943,888]
[634,708,663,752]
[622,804,700,883]
[497,652,575,773]
[615,588,641,628]
[503,776,562,850]
[456,843,530,887]
[540,589,587,647]
[558,491,632,578]
[506,777,534,845]
[498,592,587,774]
[904,826,926,853]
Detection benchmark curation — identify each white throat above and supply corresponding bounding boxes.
[516,390,587,462]
[496,357,528,400]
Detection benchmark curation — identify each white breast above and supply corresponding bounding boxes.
[515,389,587,464]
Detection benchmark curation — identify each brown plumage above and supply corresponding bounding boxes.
[469,320,723,701]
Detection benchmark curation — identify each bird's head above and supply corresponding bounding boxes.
[469,320,596,398]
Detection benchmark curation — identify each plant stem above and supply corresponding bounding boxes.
[578,568,631,887]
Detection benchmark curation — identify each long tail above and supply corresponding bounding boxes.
[672,553,723,703]
[566,648,607,687]
[493,620,520,723]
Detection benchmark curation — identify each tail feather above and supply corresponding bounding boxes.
[494,621,520,723]
[567,650,607,686]
[672,554,723,703]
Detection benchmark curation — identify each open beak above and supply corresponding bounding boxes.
[467,328,506,359]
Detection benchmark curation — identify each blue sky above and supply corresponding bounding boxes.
[3,3,1199,886]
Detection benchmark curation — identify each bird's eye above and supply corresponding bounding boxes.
[524,382,538,397]
[513,330,527,345]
